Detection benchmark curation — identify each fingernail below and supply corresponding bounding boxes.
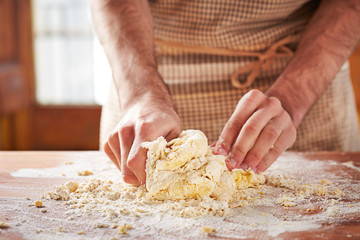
[240,163,249,170]
[217,146,228,156]
[226,155,237,169]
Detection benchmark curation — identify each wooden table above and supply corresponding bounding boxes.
[0,151,359,240]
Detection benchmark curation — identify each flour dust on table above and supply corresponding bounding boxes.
[5,130,359,240]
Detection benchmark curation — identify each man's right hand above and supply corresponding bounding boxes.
[92,0,181,185]
[103,98,181,186]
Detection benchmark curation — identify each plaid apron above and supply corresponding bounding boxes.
[100,0,360,151]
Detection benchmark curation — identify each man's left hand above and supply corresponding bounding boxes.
[214,89,296,173]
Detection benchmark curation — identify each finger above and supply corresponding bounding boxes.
[103,141,120,171]
[164,128,181,142]
[107,132,122,170]
[228,97,283,169]
[119,127,141,185]
[214,90,266,156]
[256,126,296,173]
[241,110,288,171]
[127,139,147,185]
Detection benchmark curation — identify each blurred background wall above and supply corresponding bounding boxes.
[0,0,359,150]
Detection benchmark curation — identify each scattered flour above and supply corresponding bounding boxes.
[343,161,360,172]
[6,130,359,239]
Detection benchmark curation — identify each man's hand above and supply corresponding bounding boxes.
[214,89,296,173]
[103,100,180,186]
[92,0,181,185]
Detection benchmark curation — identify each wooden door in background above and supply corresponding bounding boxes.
[0,0,34,150]
[0,0,101,150]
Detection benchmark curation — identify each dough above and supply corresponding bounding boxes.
[142,130,265,201]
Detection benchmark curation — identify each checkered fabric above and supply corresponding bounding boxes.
[100,0,360,151]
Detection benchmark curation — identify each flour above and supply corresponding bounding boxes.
[39,132,354,239]
[4,131,359,239]
[343,161,360,172]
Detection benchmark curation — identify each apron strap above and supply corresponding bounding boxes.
[155,34,300,88]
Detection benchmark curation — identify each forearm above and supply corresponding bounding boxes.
[267,0,360,127]
[91,0,172,110]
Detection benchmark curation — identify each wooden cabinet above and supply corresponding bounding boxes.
[0,0,100,150]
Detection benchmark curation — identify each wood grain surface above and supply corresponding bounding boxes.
[0,151,359,240]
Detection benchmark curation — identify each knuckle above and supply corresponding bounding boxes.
[231,144,247,157]
[242,93,259,106]
[226,119,241,132]
[240,89,263,108]
[271,146,283,157]
[137,120,152,132]
[119,125,132,136]
[267,97,282,109]
[247,150,262,162]
[243,120,259,136]
[247,89,263,99]
[264,127,279,141]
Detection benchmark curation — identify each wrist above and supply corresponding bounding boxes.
[266,79,308,128]
[115,69,174,111]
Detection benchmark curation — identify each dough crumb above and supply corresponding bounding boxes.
[34,200,43,208]
[320,179,332,185]
[65,161,74,165]
[93,222,109,228]
[278,195,296,207]
[65,181,79,192]
[25,197,30,200]
[0,221,9,229]
[202,226,216,235]
[116,223,132,234]
[57,226,64,232]
[41,209,47,213]
[77,231,85,235]
[78,170,93,176]
[330,187,344,197]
